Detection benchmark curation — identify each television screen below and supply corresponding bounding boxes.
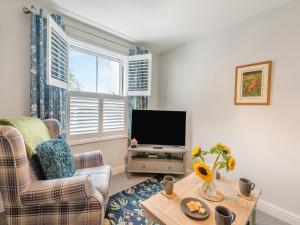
[131,110,186,146]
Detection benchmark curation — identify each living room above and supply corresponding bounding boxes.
[0,0,299,225]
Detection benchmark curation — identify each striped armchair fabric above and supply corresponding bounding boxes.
[0,119,111,225]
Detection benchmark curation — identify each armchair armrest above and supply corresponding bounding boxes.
[73,150,104,169]
[20,175,95,205]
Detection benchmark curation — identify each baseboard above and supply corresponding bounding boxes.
[111,165,126,175]
[257,199,300,225]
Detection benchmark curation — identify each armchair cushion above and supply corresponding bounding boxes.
[36,136,75,179]
[20,175,95,205]
[0,116,51,157]
[75,165,111,201]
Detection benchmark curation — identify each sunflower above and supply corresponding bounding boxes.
[194,162,212,182]
[216,142,231,154]
[191,146,201,157]
[223,147,231,155]
[216,142,224,148]
[227,157,236,171]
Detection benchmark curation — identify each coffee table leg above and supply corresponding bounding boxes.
[249,207,256,225]
[146,219,153,225]
[144,210,157,225]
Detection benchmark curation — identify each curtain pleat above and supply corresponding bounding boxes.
[30,6,66,134]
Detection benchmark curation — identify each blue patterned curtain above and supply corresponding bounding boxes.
[128,47,149,143]
[30,6,66,134]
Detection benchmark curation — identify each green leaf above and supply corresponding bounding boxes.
[210,147,219,154]
[202,151,209,156]
[222,154,229,160]
[218,161,226,170]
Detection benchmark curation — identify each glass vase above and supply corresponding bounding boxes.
[200,169,217,197]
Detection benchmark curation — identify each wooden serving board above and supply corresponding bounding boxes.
[161,191,176,199]
[197,188,225,202]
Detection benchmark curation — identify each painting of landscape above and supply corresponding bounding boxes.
[242,70,262,97]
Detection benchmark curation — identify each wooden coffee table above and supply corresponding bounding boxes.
[141,173,261,225]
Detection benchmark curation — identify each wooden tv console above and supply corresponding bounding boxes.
[126,145,188,175]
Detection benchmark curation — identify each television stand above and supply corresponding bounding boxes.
[153,146,163,149]
[126,145,187,175]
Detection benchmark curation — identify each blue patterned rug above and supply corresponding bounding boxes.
[105,176,163,225]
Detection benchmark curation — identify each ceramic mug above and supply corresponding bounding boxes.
[215,206,236,225]
[239,178,255,197]
[160,175,175,195]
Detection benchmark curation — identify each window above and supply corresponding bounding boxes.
[69,50,97,92]
[68,40,123,95]
[67,39,128,144]
[98,57,121,95]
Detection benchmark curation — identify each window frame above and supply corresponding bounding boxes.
[67,39,128,144]
[68,39,126,95]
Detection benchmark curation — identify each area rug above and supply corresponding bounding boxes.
[105,176,163,225]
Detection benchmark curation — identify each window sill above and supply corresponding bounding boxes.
[69,134,128,146]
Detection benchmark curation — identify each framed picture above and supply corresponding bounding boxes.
[234,61,272,105]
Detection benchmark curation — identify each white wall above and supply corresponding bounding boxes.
[158,0,300,219]
[0,0,31,117]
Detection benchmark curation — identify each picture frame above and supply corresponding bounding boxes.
[234,61,272,105]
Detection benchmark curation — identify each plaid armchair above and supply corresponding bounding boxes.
[0,119,111,225]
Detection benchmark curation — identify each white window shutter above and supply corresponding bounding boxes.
[103,98,126,132]
[69,96,100,135]
[67,92,128,143]
[127,53,152,96]
[47,16,68,89]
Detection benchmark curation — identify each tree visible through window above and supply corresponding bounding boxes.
[69,72,83,91]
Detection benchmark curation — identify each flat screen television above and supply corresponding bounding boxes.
[131,110,186,146]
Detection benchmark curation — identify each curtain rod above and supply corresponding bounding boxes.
[22,7,32,14]
[22,6,132,50]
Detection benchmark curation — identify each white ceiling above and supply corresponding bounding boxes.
[45,0,292,53]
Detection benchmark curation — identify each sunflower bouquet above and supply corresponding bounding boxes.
[191,143,236,197]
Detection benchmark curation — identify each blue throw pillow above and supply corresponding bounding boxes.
[36,136,75,180]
